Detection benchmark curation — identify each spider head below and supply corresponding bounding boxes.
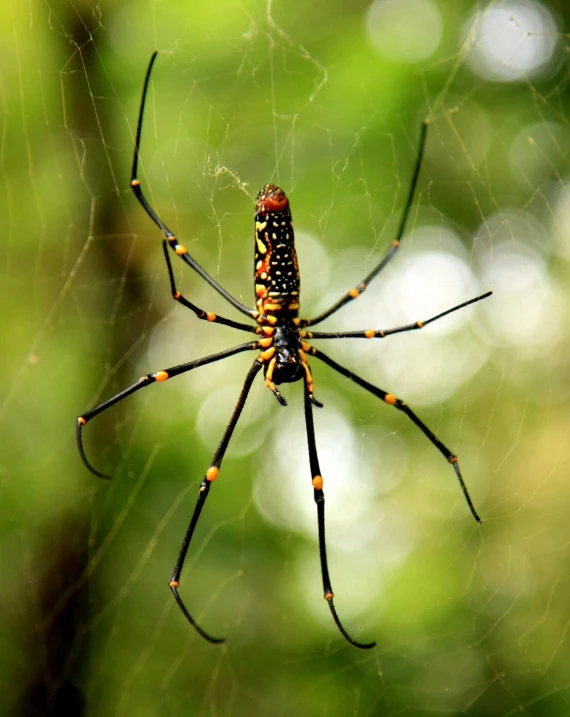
[256,184,290,215]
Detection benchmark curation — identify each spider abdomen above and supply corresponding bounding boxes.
[254,184,300,323]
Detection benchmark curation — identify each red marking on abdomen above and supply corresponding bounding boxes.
[256,185,289,214]
[264,193,289,211]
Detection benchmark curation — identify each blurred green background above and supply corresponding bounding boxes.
[3,0,570,714]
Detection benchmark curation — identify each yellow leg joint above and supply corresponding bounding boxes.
[312,475,323,490]
[206,466,219,482]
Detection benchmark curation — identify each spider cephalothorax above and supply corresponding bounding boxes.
[77,51,492,651]
[270,324,305,385]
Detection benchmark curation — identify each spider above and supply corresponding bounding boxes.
[77,51,492,650]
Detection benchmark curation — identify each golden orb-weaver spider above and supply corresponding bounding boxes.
[77,51,491,649]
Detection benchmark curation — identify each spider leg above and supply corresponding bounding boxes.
[299,346,323,407]
[303,375,376,650]
[130,52,256,321]
[263,355,287,405]
[161,241,258,334]
[301,122,427,329]
[310,347,481,523]
[77,342,259,478]
[168,359,263,643]
[302,291,492,340]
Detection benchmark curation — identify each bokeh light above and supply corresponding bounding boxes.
[366,0,443,64]
[479,240,564,356]
[463,0,560,82]
[472,209,564,362]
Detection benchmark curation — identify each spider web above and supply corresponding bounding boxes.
[2,0,570,715]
